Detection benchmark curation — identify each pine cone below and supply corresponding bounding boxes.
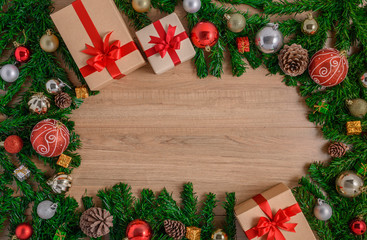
[80,207,113,238]
[328,142,348,158]
[278,44,309,76]
[55,92,72,109]
[164,220,186,240]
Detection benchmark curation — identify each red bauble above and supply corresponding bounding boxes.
[126,219,152,240]
[190,22,219,50]
[15,223,33,240]
[350,218,366,235]
[14,46,31,63]
[30,119,70,157]
[4,135,23,154]
[308,48,348,87]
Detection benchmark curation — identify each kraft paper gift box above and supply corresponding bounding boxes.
[136,13,196,74]
[235,183,316,240]
[51,0,145,90]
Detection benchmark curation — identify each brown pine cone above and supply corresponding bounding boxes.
[164,220,186,240]
[278,44,309,76]
[55,92,72,109]
[328,142,349,158]
[80,207,113,238]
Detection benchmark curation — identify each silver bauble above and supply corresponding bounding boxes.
[0,64,19,83]
[46,78,64,95]
[47,172,72,194]
[183,0,201,13]
[37,200,58,220]
[28,93,50,114]
[225,13,246,33]
[314,199,332,221]
[255,23,284,54]
[336,171,364,198]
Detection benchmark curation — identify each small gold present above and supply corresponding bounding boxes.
[57,154,72,168]
[186,226,201,240]
[346,121,362,135]
[75,86,89,99]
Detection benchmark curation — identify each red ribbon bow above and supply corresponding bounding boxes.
[245,194,301,240]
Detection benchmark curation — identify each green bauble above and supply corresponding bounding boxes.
[346,99,367,118]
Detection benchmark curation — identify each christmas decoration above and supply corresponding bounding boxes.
[126,219,153,240]
[313,101,329,114]
[350,218,366,235]
[328,142,348,158]
[278,44,309,76]
[224,13,246,33]
[255,23,284,54]
[236,37,250,53]
[346,121,362,135]
[46,78,69,95]
[14,46,30,63]
[13,165,31,182]
[53,229,66,240]
[360,72,367,88]
[346,99,367,118]
[132,0,151,13]
[308,48,348,87]
[3,135,23,154]
[75,86,89,99]
[356,162,367,176]
[183,0,201,13]
[80,207,113,238]
[186,226,201,240]
[336,171,364,198]
[37,200,58,220]
[191,21,219,52]
[211,229,228,240]
[164,220,186,240]
[313,199,332,221]
[301,13,319,35]
[47,172,72,194]
[56,154,72,168]
[15,223,33,240]
[28,93,50,114]
[40,29,59,52]
[0,64,19,83]
[30,119,70,157]
[55,92,72,109]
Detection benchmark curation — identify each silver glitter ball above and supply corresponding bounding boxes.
[46,78,65,95]
[37,200,58,220]
[255,23,284,54]
[0,64,19,83]
[336,170,364,198]
[314,199,332,221]
[183,0,201,13]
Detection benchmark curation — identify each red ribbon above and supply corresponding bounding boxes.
[144,21,188,66]
[245,194,301,240]
[72,0,138,79]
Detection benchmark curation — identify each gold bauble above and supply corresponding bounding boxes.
[212,229,228,240]
[132,0,151,13]
[301,13,319,35]
[225,13,246,33]
[346,99,367,118]
[40,30,59,52]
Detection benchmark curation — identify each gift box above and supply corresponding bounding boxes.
[136,13,196,75]
[51,0,145,90]
[235,183,316,240]
[13,165,31,182]
[57,154,72,168]
[346,121,362,135]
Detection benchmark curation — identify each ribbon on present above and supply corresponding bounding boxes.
[313,101,329,114]
[53,229,66,240]
[245,194,302,240]
[72,0,138,79]
[14,166,29,176]
[144,21,188,66]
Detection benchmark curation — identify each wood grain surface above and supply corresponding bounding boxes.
[1,1,329,239]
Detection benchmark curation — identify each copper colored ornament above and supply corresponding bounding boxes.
[30,119,70,157]
[15,223,33,240]
[191,22,219,52]
[308,48,348,87]
[3,135,23,154]
[350,218,366,235]
[211,229,228,240]
[126,219,152,240]
[14,46,31,63]
[40,29,59,53]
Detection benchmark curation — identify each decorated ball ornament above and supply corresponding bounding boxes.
[132,0,151,13]
[350,218,366,235]
[28,93,50,114]
[211,229,228,240]
[183,0,201,13]
[37,200,58,220]
[308,48,348,87]
[313,199,332,221]
[335,171,364,198]
[255,23,284,54]
[346,99,367,118]
[0,64,19,83]
[301,13,319,35]
[126,219,152,240]
[191,21,219,52]
[15,223,33,240]
[30,119,70,157]
[225,13,246,33]
[2,135,23,154]
[14,46,31,63]
[47,172,72,194]
[40,29,59,53]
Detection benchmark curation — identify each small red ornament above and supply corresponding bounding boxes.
[190,21,218,51]
[14,46,31,63]
[30,119,70,157]
[126,219,153,240]
[236,37,250,53]
[15,223,33,240]
[350,218,366,235]
[308,48,348,87]
[3,135,23,154]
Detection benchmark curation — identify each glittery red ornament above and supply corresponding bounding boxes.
[350,218,366,235]
[3,135,23,154]
[15,223,33,240]
[14,46,31,63]
[308,48,348,87]
[30,119,70,157]
[126,219,153,240]
[190,22,218,51]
